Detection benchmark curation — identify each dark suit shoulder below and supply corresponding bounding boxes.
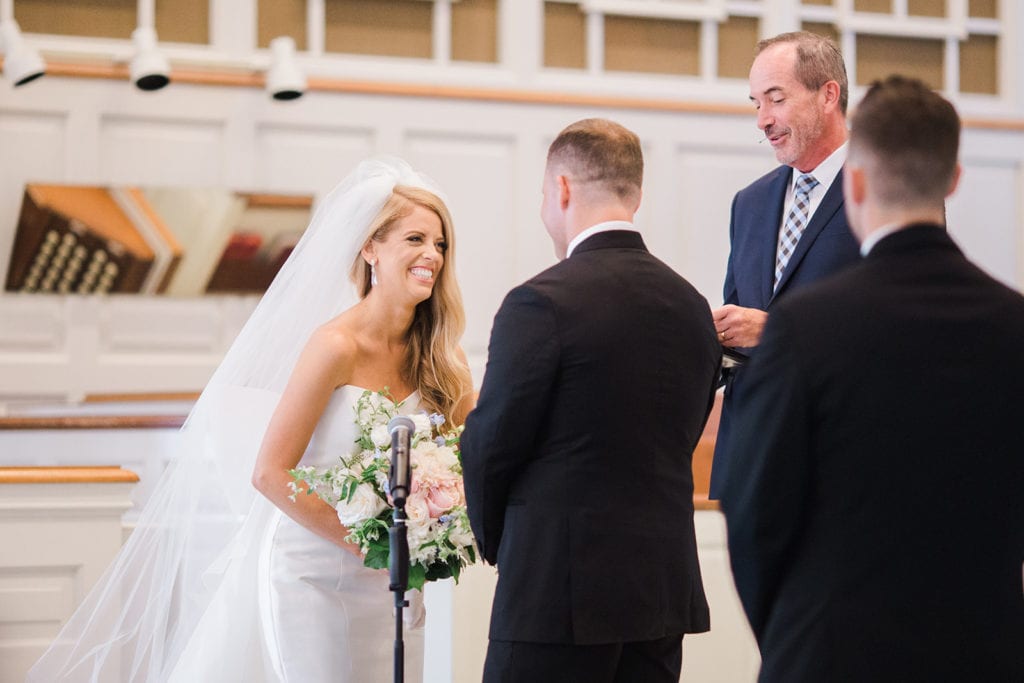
[734,165,789,202]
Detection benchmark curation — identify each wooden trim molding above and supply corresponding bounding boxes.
[693,494,721,511]
[0,465,139,484]
[3,58,1017,130]
[0,415,186,430]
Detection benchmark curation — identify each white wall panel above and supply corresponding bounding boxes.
[948,159,1022,288]
[0,111,68,285]
[673,147,776,306]
[254,122,376,195]
[98,116,227,187]
[403,131,520,365]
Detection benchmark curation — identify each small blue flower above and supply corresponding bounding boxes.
[434,436,446,447]
[439,515,451,524]
[429,413,445,427]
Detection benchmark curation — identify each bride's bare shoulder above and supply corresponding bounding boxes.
[300,313,362,383]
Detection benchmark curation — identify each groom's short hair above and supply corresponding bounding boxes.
[547,118,643,202]
[849,75,960,208]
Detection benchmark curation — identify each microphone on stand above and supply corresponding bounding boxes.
[386,415,415,683]
[388,416,414,507]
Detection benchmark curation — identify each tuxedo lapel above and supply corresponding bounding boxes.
[770,168,845,303]
[757,169,790,308]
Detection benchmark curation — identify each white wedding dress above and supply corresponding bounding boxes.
[167,385,424,683]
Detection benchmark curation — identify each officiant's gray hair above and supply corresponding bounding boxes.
[547,118,643,202]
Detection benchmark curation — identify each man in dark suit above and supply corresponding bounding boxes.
[709,31,861,498]
[720,76,1024,681]
[461,118,721,682]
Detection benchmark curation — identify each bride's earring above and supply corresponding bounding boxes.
[370,260,378,287]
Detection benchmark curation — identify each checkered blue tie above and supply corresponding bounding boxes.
[774,173,819,291]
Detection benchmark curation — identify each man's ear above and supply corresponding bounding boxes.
[847,164,867,206]
[946,162,962,198]
[821,80,842,112]
[557,175,571,210]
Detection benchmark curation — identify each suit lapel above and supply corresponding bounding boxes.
[770,168,845,303]
[758,169,790,308]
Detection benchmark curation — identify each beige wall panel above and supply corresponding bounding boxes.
[452,0,498,63]
[718,16,759,80]
[543,2,586,69]
[856,35,944,89]
[604,15,700,76]
[908,0,945,17]
[969,0,998,18]
[156,0,209,44]
[855,0,892,12]
[258,0,307,50]
[960,34,998,95]
[802,21,840,46]
[324,0,433,58]
[16,0,135,39]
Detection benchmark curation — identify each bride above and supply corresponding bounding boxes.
[27,158,474,682]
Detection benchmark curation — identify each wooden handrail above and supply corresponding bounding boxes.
[4,58,1021,131]
[0,415,186,430]
[0,465,139,484]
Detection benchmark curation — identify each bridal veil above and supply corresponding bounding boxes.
[27,157,445,682]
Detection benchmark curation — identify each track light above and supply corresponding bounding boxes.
[266,36,305,101]
[129,26,169,91]
[0,18,45,87]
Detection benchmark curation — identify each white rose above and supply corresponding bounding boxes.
[448,518,475,549]
[370,424,391,448]
[411,413,432,439]
[336,483,387,526]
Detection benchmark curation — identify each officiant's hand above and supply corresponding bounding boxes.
[712,305,767,348]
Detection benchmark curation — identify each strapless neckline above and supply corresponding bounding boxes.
[336,384,420,405]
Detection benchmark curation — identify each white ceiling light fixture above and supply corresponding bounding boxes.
[0,0,45,87]
[266,36,305,101]
[130,0,169,91]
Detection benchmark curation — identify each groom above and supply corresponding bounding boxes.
[461,118,721,682]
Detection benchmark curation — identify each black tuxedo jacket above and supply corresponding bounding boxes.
[721,225,1024,681]
[461,230,721,645]
[710,165,860,497]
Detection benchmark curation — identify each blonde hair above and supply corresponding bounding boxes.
[349,186,472,422]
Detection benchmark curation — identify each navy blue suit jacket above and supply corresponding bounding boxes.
[709,164,860,497]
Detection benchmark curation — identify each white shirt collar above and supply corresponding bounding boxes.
[860,222,905,256]
[565,220,637,258]
[791,141,847,194]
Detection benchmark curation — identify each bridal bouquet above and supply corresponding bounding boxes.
[289,390,477,590]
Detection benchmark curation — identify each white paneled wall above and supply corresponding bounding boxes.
[4,77,1021,397]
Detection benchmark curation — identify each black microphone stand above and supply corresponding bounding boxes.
[387,417,414,683]
[390,501,410,683]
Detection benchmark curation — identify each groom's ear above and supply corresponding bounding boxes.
[557,175,571,209]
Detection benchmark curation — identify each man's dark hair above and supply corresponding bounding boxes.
[850,75,960,207]
[547,118,643,202]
